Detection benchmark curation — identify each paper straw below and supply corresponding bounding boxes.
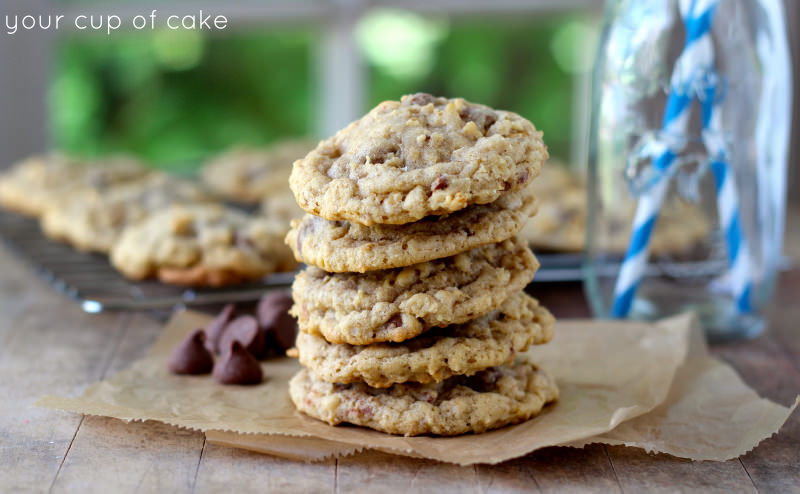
[700,87,755,313]
[611,0,715,317]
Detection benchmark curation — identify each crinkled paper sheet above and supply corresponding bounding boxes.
[36,310,796,465]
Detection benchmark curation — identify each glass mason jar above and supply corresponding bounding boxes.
[584,0,792,340]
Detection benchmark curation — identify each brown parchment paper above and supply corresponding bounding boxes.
[35,310,796,465]
[565,320,800,460]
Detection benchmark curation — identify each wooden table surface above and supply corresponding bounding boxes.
[1,234,799,493]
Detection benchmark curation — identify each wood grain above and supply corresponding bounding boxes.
[337,451,480,494]
[193,444,335,494]
[605,446,757,494]
[49,313,206,494]
[1,206,799,492]
[477,444,622,494]
[0,246,130,492]
[50,418,205,494]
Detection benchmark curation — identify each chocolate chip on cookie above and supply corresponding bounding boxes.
[285,188,538,273]
[289,93,547,225]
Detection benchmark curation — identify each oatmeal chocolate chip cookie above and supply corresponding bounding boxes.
[110,204,296,286]
[521,186,585,252]
[202,139,316,204]
[289,359,558,436]
[260,188,305,230]
[520,164,709,254]
[0,153,149,217]
[292,237,539,345]
[40,173,216,253]
[620,198,710,256]
[285,187,537,273]
[290,93,547,225]
[294,292,554,388]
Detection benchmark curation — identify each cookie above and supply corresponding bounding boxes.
[290,93,547,225]
[521,186,585,252]
[289,359,558,436]
[521,164,710,254]
[0,153,148,217]
[40,173,216,253]
[202,139,316,204]
[110,204,296,286]
[294,292,554,388]
[285,187,537,273]
[292,237,539,345]
[260,188,305,229]
[641,198,710,256]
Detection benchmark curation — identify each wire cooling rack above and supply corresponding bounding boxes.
[0,210,598,313]
[0,210,294,313]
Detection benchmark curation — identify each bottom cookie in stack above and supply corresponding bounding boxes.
[289,359,558,436]
[289,292,559,436]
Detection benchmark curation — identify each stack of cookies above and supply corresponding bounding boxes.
[285,93,558,436]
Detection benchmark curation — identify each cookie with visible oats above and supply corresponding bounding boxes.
[110,204,296,286]
[40,173,216,253]
[520,165,709,254]
[290,93,547,226]
[0,153,148,217]
[292,237,539,345]
[260,188,305,229]
[289,359,558,436]
[294,292,554,388]
[285,187,537,273]
[202,139,316,204]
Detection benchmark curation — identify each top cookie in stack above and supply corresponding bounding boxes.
[290,92,545,227]
[285,94,557,436]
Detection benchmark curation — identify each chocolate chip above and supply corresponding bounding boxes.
[408,93,435,106]
[219,315,264,358]
[235,232,256,250]
[366,143,399,165]
[213,341,263,385]
[88,170,110,188]
[257,292,297,351]
[517,169,529,184]
[459,107,497,134]
[431,176,449,191]
[472,367,504,392]
[205,303,236,354]
[356,404,374,417]
[295,219,316,254]
[368,152,385,164]
[168,329,214,375]
[384,314,403,330]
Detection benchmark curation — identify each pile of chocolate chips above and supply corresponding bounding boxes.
[167,292,296,385]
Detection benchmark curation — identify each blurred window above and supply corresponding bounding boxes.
[47,4,598,171]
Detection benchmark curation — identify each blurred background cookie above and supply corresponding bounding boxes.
[0,153,148,217]
[521,162,709,256]
[40,173,217,253]
[110,204,296,286]
[201,138,316,205]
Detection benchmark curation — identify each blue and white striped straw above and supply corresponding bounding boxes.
[610,0,715,317]
[700,75,755,313]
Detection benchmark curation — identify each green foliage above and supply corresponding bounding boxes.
[51,29,315,172]
[50,15,581,171]
[366,16,578,160]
